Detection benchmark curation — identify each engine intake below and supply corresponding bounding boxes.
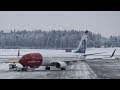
[55,62,67,68]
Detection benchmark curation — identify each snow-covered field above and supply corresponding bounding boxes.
[0,47,120,55]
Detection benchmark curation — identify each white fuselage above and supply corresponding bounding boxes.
[41,52,85,66]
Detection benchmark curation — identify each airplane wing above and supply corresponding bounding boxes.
[0,57,20,63]
[63,49,116,63]
[0,50,20,63]
[0,60,19,63]
[87,49,116,60]
[83,52,107,56]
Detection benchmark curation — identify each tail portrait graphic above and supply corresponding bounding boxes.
[74,30,88,53]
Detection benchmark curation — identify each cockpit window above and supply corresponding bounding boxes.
[22,56,25,58]
[22,56,28,59]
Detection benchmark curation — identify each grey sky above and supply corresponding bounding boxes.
[0,11,120,37]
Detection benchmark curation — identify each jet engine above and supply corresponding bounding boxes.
[55,61,67,70]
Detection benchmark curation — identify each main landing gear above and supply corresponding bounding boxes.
[61,68,66,70]
[45,66,66,70]
[45,66,50,70]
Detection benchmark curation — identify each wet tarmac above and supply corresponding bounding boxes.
[86,59,120,79]
[0,61,98,79]
[0,59,120,79]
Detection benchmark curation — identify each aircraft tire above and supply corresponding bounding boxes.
[61,68,66,70]
[45,66,50,70]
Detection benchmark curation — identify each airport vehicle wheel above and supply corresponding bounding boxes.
[61,68,66,70]
[22,68,27,71]
[45,66,50,70]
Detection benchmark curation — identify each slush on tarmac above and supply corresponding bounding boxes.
[0,61,98,79]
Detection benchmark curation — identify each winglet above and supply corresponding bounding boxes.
[110,49,116,58]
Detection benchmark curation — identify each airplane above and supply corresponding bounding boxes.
[0,30,116,71]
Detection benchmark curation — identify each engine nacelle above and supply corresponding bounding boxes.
[55,61,67,68]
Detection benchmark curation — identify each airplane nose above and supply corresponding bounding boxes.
[19,57,27,66]
[19,53,43,68]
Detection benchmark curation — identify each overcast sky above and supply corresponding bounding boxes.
[0,11,120,37]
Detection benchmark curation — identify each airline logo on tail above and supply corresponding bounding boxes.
[74,30,88,53]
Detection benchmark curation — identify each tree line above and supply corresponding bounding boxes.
[0,30,119,49]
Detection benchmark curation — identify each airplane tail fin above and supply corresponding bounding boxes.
[74,30,88,53]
